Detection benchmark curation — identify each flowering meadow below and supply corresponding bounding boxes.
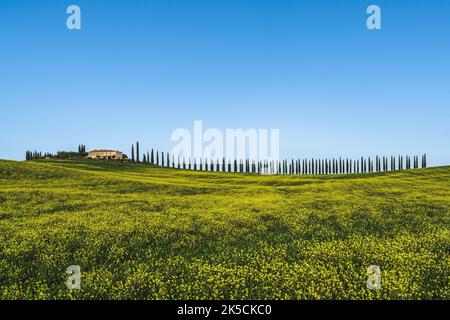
[0,160,449,299]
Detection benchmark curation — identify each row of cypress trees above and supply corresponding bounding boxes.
[25,144,87,161]
[25,150,47,160]
[130,143,427,175]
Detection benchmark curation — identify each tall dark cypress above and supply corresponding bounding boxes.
[162,152,165,167]
[136,142,140,162]
[131,144,135,162]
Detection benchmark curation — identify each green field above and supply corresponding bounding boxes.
[0,159,449,299]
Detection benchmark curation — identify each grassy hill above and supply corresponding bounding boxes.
[0,159,449,299]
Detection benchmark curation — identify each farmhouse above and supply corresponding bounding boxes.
[87,150,123,160]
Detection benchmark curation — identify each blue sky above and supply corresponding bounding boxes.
[1,0,449,165]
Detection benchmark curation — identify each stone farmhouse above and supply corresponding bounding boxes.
[87,150,124,160]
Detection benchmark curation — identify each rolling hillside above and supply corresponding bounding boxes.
[0,159,449,299]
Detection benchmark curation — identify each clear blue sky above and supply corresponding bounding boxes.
[1,0,449,165]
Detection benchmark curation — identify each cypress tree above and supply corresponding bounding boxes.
[156,151,159,166]
[136,142,140,162]
[222,158,226,172]
[131,145,135,162]
[162,152,165,167]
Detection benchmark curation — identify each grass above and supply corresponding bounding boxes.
[0,159,449,299]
